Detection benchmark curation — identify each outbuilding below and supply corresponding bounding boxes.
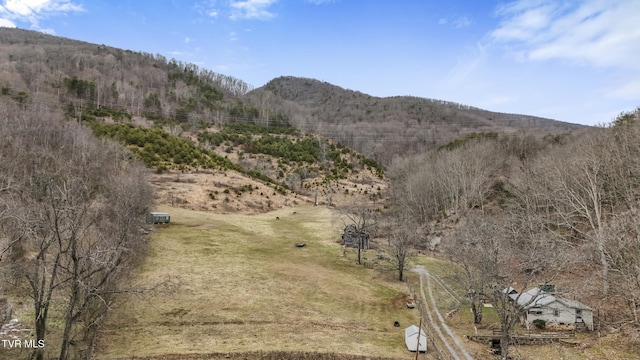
[147,212,170,224]
[341,224,370,250]
[405,325,427,352]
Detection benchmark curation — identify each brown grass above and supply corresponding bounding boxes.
[94,206,418,359]
[116,351,400,359]
[150,167,387,216]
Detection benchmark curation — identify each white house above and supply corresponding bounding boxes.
[510,286,593,331]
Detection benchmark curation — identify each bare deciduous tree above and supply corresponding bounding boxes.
[386,216,415,282]
[443,214,496,325]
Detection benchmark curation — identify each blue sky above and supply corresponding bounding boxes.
[1,0,639,126]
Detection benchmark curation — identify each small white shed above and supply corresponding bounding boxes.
[405,325,427,352]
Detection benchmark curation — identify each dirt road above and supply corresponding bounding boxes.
[414,266,474,360]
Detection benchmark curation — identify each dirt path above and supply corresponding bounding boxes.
[414,266,474,360]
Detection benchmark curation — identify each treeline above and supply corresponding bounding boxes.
[0,27,266,131]
[0,98,153,359]
[388,108,640,358]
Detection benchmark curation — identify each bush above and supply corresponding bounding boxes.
[533,319,546,330]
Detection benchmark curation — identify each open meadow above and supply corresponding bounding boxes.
[94,206,420,359]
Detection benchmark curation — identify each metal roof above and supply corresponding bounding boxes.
[510,287,591,310]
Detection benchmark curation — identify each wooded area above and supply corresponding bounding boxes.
[387,108,640,359]
[0,97,153,359]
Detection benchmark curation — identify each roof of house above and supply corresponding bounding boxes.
[510,287,591,311]
[502,287,518,295]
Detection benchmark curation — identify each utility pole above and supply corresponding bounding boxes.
[415,315,422,359]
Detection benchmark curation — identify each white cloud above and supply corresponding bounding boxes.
[230,0,276,20]
[194,1,219,18]
[0,0,83,30]
[184,37,193,43]
[491,0,640,70]
[492,0,556,40]
[0,17,16,27]
[438,18,447,25]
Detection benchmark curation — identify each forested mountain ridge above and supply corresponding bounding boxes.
[244,76,584,164]
[0,27,585,167]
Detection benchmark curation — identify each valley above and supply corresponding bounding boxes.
[1,27,640,360]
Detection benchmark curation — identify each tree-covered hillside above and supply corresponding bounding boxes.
[386,108,640,353]
[243,76,585,164]
[0,28,585,167]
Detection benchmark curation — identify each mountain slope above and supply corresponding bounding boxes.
[244,76,585,164]
[1,27,585,167]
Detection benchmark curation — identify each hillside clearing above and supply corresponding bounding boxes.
[94,206,418,359]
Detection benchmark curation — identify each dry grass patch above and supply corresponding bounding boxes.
[95,206,417,359]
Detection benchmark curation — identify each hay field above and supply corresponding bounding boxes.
[95,206,419,359]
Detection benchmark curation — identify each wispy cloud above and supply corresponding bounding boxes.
[438,16,471,29]
[443,43,487,86]
[194,1,219,19]
[491,0,640,70]
[0,0,83,31]
[230,0,277,20]
[453,16,471,28]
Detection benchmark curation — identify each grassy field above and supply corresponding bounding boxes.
[94,206,420,359]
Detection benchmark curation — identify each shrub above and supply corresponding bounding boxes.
[533,319,546,330]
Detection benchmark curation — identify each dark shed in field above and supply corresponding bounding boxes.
[147,212,170,224]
